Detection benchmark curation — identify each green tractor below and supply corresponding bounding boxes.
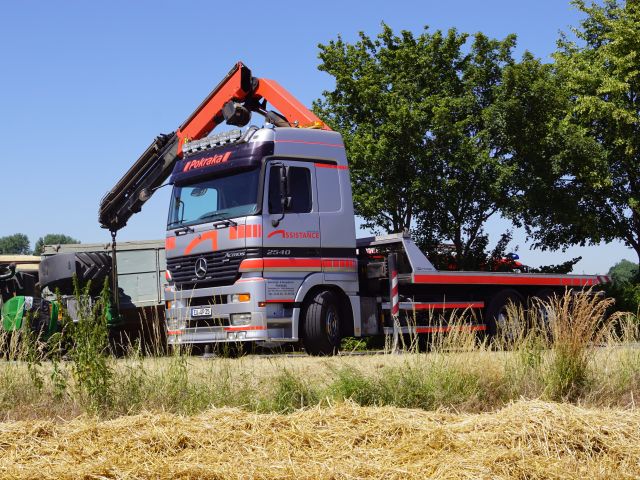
[0,262,60,340]
[1,295,60,338]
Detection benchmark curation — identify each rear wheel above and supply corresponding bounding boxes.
[302,290,342,356]
[485,289,525,345]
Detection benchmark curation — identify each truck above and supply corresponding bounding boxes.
[98,62,609,355]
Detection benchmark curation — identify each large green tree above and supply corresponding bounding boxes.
[314,25,517,268]
[500,1,640,264]
[0,233,31,255]
[33,234,80,256]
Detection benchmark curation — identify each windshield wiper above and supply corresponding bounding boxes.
[213,218,238,228]
[199,212,238,227]
[174,224,194,236]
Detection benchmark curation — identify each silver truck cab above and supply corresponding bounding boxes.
[164,126,358,351]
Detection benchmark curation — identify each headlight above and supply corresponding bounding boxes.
[167,318,186,331]
[229,293,251,303]
[230,313,252,326]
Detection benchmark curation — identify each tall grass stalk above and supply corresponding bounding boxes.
[544,289,616,401]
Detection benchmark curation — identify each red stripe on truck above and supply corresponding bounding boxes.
[412,273,601,286]
[314,163,348,170]
[239,258,357,272]
[415,325,487,334]
[409,302,485,310]
[224,325,267,332]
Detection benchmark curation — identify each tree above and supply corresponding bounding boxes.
[0,233,31,255]
[314,25,518,268]
[33,234,80,256]
[500,1,640,264]
[606,259,640,312]
[608,259,639,284]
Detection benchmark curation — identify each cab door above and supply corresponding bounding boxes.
[262,160,320,259]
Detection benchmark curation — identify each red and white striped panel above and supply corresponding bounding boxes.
[391,268,399,318]
[239,258,357,273]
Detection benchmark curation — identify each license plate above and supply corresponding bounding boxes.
[191,307,212,317]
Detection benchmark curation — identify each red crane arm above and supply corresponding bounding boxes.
[175,62,329,156]
[252,78,328,129]
[175,62,253,156]
[99,61,328,233]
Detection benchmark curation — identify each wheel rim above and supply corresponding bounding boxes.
[325,306,339,342]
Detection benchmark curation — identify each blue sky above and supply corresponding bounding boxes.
[0,0,634,273]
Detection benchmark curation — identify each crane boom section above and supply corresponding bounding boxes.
[175,62,252,156]
[98,61,329,233]
[253,78,329,130]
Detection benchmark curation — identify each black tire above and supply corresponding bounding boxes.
[302,290,342,356]
[39,252,112,295]
[485,289,524,341]
[0,264,15,281]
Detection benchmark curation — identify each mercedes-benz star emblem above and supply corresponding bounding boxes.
[194,257,208,279]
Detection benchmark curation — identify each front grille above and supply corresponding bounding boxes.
[187,295,228,307]
[167,247,260,288]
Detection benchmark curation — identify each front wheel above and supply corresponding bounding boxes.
[302,290,342,356]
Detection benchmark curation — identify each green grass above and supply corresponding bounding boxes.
[0,289,639,420]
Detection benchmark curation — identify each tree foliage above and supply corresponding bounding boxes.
[499,0,640,263]
[33,234,80,256]
[606,259,640,313]
[528,257,583,274]
[314,25,517,268]
[608,258,639,284]
[0,233,31,255]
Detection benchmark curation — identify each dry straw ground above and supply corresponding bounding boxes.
[1,290,639,478]
[0,400,638,479]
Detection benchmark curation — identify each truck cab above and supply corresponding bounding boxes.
[165,126,358,354]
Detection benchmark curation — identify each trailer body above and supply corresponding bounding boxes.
[42,240,167,335]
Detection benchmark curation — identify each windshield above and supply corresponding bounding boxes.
[168,168,260,228]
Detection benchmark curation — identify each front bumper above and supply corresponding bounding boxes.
[164,280,293,344]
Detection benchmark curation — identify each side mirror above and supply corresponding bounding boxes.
[272,165,290,227]
[279,165,292,211]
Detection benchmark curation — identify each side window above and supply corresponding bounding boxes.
[269,166,312,214]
